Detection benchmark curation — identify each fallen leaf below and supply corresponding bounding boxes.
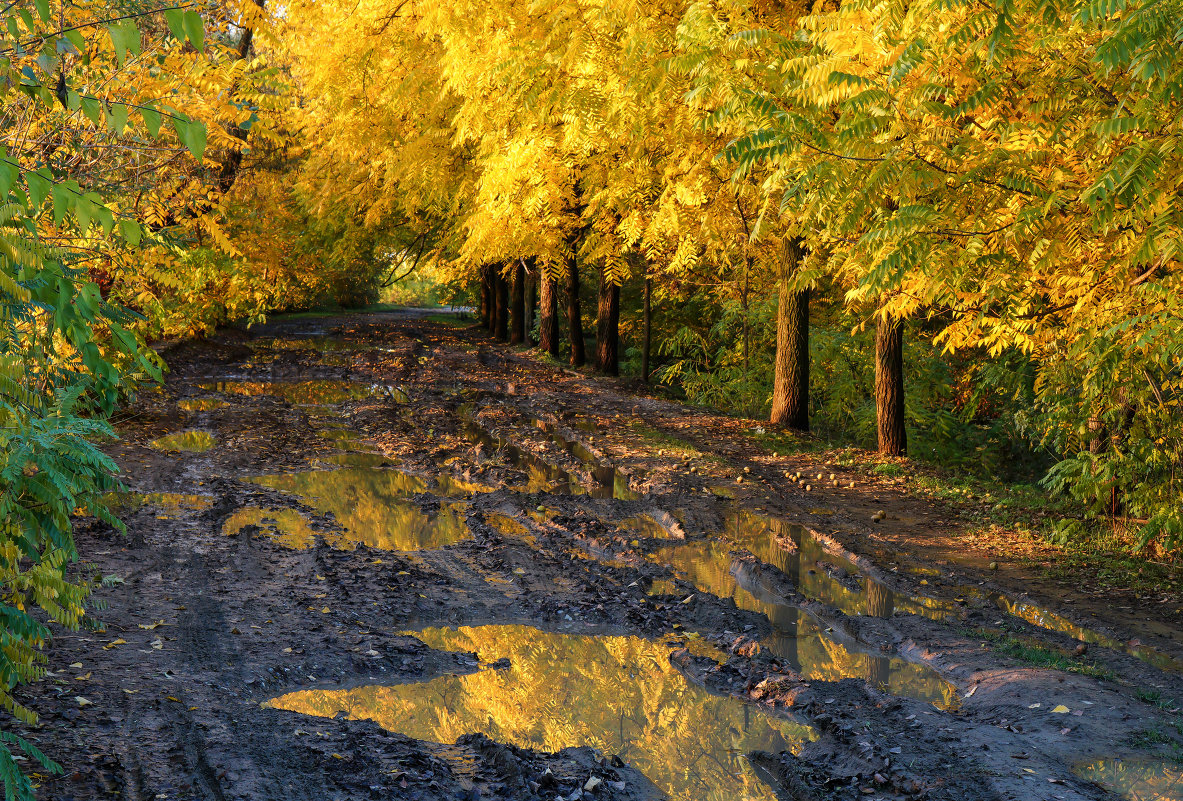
[103,639,127,650]
[150,639,163,650]
[75,697,92,707]
[1051,705,1070,714]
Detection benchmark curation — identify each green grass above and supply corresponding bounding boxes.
[966,626,1117,681]
[626,420,704,458]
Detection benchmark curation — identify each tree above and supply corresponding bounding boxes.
[771,238,809,431]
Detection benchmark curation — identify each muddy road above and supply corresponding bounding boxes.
[25,309,1183,801]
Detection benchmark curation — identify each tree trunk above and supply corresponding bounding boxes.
[495,269,509,341]
[641,276,652,382]
[479,266,492,331]
[595,265,620,375]
[770,238,809,431]
[875,313,907,456]
[483,265,496,332]
[566,255,586,367]
[525,267,537,344]
[540,271,560,357]
[510,261,526,344]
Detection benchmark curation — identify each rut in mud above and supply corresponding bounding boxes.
[25,309,1183,801]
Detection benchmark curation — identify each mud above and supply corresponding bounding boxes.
[24,308,1183,801]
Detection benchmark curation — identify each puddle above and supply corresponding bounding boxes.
[104,492,213,514]
[177,398,227,412]
[652,538,958,707]
[266,624,813,801]
[1076,758,1183,800]
[197,380,395,405]
[150,431,216,453]
[727,513,1183,673]
[992,596,1183,673]
[311,452,396,468]
[248,467,470,550]
[534,418,639,501]
[461,409,635,499]
[223,507,324,549]
[434,475,495,497]
[617,513,682,540]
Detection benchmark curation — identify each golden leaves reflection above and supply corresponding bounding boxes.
[268,625,813,801]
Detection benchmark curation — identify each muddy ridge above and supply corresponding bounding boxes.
[26,309,1183,801]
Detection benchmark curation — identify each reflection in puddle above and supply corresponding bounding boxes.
[462,410,636,499]
[266,625,812,801]
[653,538,958,707]
[618,513,681,540]
[248,467,470,550]
[724,513,955,622]
[1076,758,1183,800]
[724,513,1183,675]
[312,452,396,468]
[150,431,216,452]
[198,380,389,405]
[177,398,227,412]
[994,596,1183,673]
[223,507,323,549]
[105,492,213,514]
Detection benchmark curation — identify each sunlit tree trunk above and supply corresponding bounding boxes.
[510,260,526,345]
[770,238,809,431]
[875,313,907,456]
[566,254,586,367]
[540,270,560,357]
[495,268,509,341]
[595,265,620,375]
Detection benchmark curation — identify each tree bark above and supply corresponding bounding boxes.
[566,254,586,367]
[595,265,620,375]
[875,313,907,456]
[641,276,652,382]
[770,238,809,431]
[525,266,537,344]
[477,263,492,328]
[539,270,560,357]
[510,260,526,344]
[495,269,509,341]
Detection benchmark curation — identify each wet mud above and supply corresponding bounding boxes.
[24,308,1183,801]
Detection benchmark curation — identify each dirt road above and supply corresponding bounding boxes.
[26,309,1183,801]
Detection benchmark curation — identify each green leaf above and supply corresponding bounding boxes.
[25,169,51,209]
[34,0,50,23]
[183,11,204,51]
[5,17,19,41]
[97,205,115,237]
[66,89,80,110]
[80,95,101,125]
[109,103,128,134]
[164,9,185,43]
[64,29,85,54]
[184,119,207,161]
[140,104,161,137]
[108,23,126,65]
[17,9,34,32]
[74,194,94,234]
[123,20,141,57]
[51,182,73,224]
[119,218,142,247]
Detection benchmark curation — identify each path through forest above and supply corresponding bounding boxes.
[28,310,1183,801]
